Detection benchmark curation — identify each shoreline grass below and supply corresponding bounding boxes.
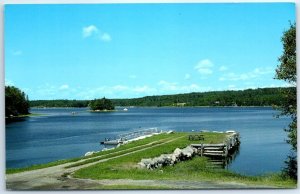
[6,132,296,188]
[72,132,296,188]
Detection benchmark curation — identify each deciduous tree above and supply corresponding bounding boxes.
[275,23,297,180]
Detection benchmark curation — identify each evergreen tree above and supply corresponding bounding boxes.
[5,86,30,117]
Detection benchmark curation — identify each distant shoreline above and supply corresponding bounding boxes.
[5,113,45,120]
[30,105,275,109]
[29,87,292,108]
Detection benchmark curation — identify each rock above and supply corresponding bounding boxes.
[138,145,198,170]
[167,130,174,134]
[102,147,115,152]
[173,148,182,158]
[181,146,196,158]
[84,151,94,157]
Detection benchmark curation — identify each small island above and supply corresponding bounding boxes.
[89,97,115,112]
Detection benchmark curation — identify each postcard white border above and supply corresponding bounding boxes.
[0,1,299,194]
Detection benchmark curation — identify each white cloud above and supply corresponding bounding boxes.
[219,67,274,81]
[184,73,191,80]
[82,25,98,38]
[100,33,112,42]
[219,65,228,71]
[59,84,69,90]
[194,59,214,75]
[83,25,111,42]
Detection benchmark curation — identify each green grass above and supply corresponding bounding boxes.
[75,155,296,188]
[72,133,227,180]
[6,131,296,188]
[66,131,218,168]
[73,132,296,188]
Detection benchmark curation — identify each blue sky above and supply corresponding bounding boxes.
[5,3,295,100]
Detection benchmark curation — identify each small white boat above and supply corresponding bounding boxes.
[123,108,128,111]
[226,130,236,133]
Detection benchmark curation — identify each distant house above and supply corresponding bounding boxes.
[175,103,186,107]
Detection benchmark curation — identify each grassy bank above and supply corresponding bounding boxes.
[6,132,296,188]
[6,132,225,174]
[72,132,296,188]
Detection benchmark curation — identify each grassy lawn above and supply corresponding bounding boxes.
[73,132,296,188]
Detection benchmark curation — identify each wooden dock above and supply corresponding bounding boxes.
[190,131,240,158]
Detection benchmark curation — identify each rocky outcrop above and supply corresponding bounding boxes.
[138,146,197,170]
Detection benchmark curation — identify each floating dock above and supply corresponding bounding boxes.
[100,139,123,145]
[100,127,161,145]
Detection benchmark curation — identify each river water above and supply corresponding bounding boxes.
[5,107,291,176]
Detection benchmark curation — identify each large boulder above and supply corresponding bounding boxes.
[181,146,196,158]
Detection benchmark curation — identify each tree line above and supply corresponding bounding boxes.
[5,86,30,117]
[29,99,89,108]
[29,87,291,108]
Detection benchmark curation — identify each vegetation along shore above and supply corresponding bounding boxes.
[6,131,296,190]
[29,87,291,108]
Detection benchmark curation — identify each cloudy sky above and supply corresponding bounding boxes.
[5,3,295,100]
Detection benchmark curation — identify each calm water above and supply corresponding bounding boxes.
[6,107,291,176]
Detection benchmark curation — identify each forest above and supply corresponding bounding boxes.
[29,87,293,108]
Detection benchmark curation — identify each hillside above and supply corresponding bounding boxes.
[29,87,293,108]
